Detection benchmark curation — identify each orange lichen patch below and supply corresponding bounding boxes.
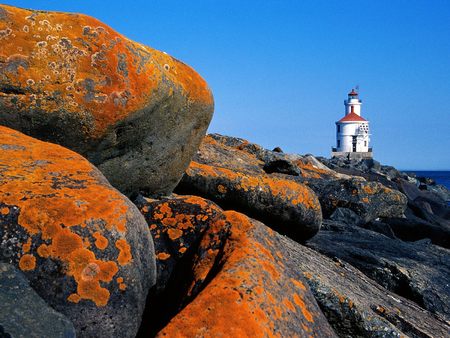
[362,197,369,203]
[167,228,183,240]
[0,126,134,306]
[19,254,36,271]
[22,238,32,253]
[295,161,329,179]
[160,210,321,336]
[293,294,314,322]
[0,5,212,140]
[93,232,109,250]
[187,161,320,211]
[217,184,227,193]
[179,247,187,254]
[291,278,307,291]
[116,277,127,290]
[284,298,296,312]
[158,211,322,337]
[157,252,171,260]
[67,293,81,303]
[303,271,313,279]
[36,244,51,258]
[161,217,177,227]
[0,207,9,215]
[115,239,132,266]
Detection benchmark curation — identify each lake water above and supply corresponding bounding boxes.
[404,171,450,190]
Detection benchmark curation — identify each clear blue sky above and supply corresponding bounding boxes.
[6,1,450,169]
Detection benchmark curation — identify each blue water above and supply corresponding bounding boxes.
[404,171,450,190]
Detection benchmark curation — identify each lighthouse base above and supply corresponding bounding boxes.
[331,151,373,160]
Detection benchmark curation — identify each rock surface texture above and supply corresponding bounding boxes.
[282,234,450,337]
[308,220,450,322]
[176,135,323,241]
[0,4,214,196]
[0,126,155,338]
[135,194,336,337]
[0,262,76,338]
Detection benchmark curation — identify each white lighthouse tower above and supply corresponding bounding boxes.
[332,89,372,159]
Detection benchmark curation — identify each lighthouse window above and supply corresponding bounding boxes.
[364,141,367,146]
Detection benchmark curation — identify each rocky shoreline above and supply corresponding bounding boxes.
[1,4,449,338]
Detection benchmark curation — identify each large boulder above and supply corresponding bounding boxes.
[0,4,214,196]
[141,203,336,337]
[177,161,322,241]
[179,134,407,232]
[0,262,76,338]
[0,126,155,337]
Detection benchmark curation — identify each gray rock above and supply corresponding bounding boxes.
[281,235,450,337]
[0,262,76,338]
[307,220,450,322]
[330,207,363,226]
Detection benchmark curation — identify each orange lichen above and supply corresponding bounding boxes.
[0,5,212,140]
[67,293,81,303]
[291,278,307,291]
[22,238,32,253]
[295,161,329,179]
[159,210,320,336]
[187,161,320,211]
[115,239,132,266]
[157,252,171,260]
[284,298,296,312]
[37,244,51,258]
[293,294,314,322]
[0,207,9,215]
[217,184,227,193]
[167,228,183,240]
[93,232,109,250]
[0,126,135,306]
[19,254,36,271]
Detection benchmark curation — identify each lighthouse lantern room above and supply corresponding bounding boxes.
[332,89,373,159]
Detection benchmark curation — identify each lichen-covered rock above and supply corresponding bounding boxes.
[0,4,214,196]
[189,134,407,224]
[0,262,76,338]
[177,161,322,241]
[298,177,408,221]
[156,210,336,337]
[135,194,223,292]
[0,126,155,337]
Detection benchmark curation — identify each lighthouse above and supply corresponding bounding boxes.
[331,89,373,159]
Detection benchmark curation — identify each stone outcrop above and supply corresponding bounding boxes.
[0,4,214,196]
[135,194,224,293]
[135,193,336,337]
[319,156,450,248]
[177,134,407,233]
[281,234,450,337]
[308,220,450,322]
[177,160,322,241]
[0,262,76,338]
[136,192,450,337]
[0,126,155,338]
